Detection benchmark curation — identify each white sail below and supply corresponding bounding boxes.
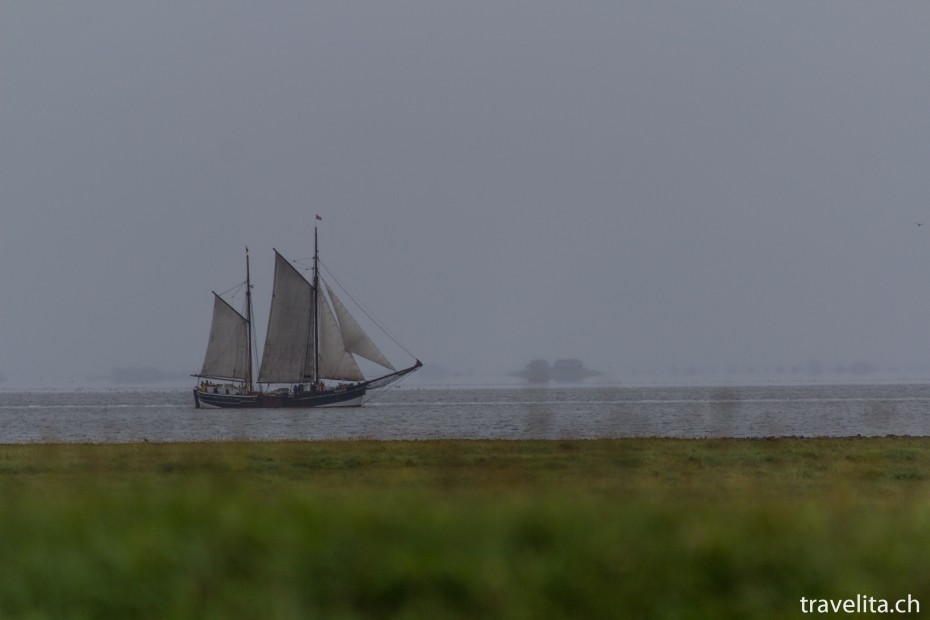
[324,281,396,371]
[318,286,365,381]
[257,251,315,383]
[199,293,250,381]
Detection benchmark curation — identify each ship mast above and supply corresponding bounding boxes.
[245,247,255,393]
[313,217,320,385]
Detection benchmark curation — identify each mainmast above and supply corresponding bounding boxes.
[313,216,321,384]
[245,247,255,392]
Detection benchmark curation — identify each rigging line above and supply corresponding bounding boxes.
[292,257,314,275]
[318,260,417,360]
[217,281,247,299]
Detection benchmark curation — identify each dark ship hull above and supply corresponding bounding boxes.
[194,382,366,409]
[193,360,421,409]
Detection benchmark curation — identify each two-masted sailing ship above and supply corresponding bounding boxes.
[193,223,421,408]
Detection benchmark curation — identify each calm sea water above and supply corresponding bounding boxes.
[1,383,929,443]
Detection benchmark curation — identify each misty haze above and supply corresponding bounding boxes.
[2,2,930,388]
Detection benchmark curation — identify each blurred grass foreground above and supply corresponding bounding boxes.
[2,438,930,618]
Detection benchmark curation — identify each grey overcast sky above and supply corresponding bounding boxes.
[2,1,930,387]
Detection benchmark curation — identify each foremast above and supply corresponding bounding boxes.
[194,249,253,386]
[245,247,255,393]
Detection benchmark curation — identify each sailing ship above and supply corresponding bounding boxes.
[193,222,421,408]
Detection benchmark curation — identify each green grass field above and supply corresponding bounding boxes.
[1,439,929,618]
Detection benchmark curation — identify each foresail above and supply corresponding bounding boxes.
[199,293,250,381]
[324,281,396,371]
[257,251,314,383]
[318,286,365,381]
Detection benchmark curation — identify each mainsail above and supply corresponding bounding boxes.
[257,251,315,383]
[198,293,250,382]
[253,250,412,386]
[255,250,399,383]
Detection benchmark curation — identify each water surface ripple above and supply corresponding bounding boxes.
[0,384,928,443]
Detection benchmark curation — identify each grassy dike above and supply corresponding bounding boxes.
[1,438,929,618]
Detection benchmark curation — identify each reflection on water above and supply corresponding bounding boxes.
[0,384,929,443]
